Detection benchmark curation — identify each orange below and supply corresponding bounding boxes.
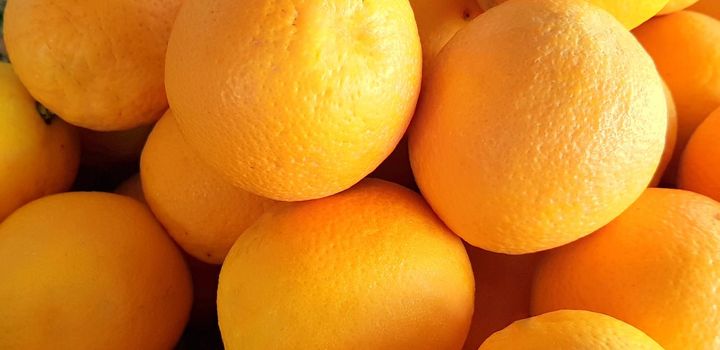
[475,0,669,29]
[141,111,277,264]
[689,0,720,19]
[0,192,192,349]
[165,0,422,201]
[463,247,539,350]
[651,82,679,186]
[532,188,720,349]
[409,0,482,73]
[480,310,663,349]
[0,62,80,221]
[217,179,474,349]
[634,11,720,184]
[80,124,153,169]
[678,106,720,201]
[409,0,667,254]
[115,173,146,204]
[659,0,700,14]
[3,0,183,131]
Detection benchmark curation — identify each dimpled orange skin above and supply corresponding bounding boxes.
[165,0,421,202]
[462,247,539,350]
[115,173,146,204]
[659,0,700,14]
[141,111,278,264]
[3,0,183,131]
[0,63,80,221]
[532,188,720,350]
[0,192,192,350]
[474,0,669,29]
[218,179,474,350]
[480,310,664,349]
[678,107,720,202]
[690,0,720,19]
[634,11,720,184]
[651,82,678,186]
[410,0,667,254]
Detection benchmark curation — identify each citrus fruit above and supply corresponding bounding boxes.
[475,0,669,29]
[3,0,183,130]
[689,0,720,18]
[115,173,146,204]
[633,11,720,184]
[678,106,720,201]
[659,0,700,14]
[217,179,474,349]
[409,0,667,254]
[0,192,192,349]
[480,310,663,349]
[165,0,422,201]
[80,124,153,169]
[463,247,539,350]
[0,62,80,221]
[141,111,278,264]
[532,188,720,350]
[651,82,679,186]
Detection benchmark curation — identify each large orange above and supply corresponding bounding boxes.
[678,106,720,202]
[0,62,80,221]
[689,0,720,18]
[634,11,720,184]
[141,111,277,264]
[651,82,679,186]
[480,310,663,349]
[410,0,667,254]
[659,0,700,14]
[532,188,720,349]
[165,0,421,201]
[3,0,183,131]
[217,179,474,349]
[0,192,192,349]
[475,0,669,29]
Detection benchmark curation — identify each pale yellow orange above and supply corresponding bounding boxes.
[651,82,678,186]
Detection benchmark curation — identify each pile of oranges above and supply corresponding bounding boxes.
[1,0,720,348]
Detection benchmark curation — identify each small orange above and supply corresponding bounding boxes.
[480,310,663,349]
[165,0,422,201]
[634,11,720,184]
[218,179,474,349]
[532,188,720,349]
[115,173,146,204]
[410,0,667,254]
[141,111,277,264]
[0,192,192,349]
[651,82,679,186]
[689,0,720,19]
[659,0,700,14]
[678,106,720,202]
[3,0,183,130]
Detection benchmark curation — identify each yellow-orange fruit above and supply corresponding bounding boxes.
[659,0,700,14]
[0,192,192,349]
[410,0,667,254]
[533,188,720,350]
[3,0,183,130]
[141,111,277,264]
[651,82,679,186]
[689,0,720,19]
[218,179,474,349]
[678,107,720,201]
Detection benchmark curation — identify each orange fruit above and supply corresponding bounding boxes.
[659,0,700,14]
[3,0,183,131]
[409,0,482,73]
[0,62,80,221]
[217,179,474,349]
[115,173,146,204]
[141,111,277,264]
[689,0,720,19]
[165,0,422,201]
[634,11,720,184]
[532,188,720,350]
[678,106,720,201]
[480,310,663,349]
[463,247,539,350]
[0,192,192,349]
[409,0,667,254]
[475,0,669,29]
[80,124,153,169]
[651,82,679,186]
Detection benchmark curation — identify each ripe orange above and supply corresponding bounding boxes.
[659,0,700,14]
[165,0,422,201]
[532,188,720,349]
[678,107,720,201]
[0,192,192,349]
[115,173,146,204]
[651,82,679,186]
[410,0,667,254]
[141,111,277,264]
[3,0,183,131]
[463,247,539,350]
[0,62,80,221]
[480,310,663,349]
[474,0,669,29]
[689,0,720,19]
[634,11,720,184]
[217,179,474,349]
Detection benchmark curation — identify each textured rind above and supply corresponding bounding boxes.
[678,107,720,202]
[166,0,422,201]
[410,0,667,254]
